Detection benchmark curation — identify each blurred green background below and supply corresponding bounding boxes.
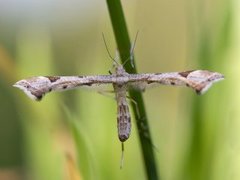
[0,0,237,180]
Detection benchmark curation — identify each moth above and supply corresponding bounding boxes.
[14,62,224,140]
[13,57,224,168]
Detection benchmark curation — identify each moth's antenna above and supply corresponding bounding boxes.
[130,30,139,64]
[102,33,119,65]
[122,31,139,68]
[120,142,124,169]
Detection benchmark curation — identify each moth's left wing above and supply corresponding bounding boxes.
[13,75,113,101]
[127,70,224,94]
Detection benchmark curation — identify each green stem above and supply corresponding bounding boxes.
[106,0,159,179]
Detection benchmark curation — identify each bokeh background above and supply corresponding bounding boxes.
[0,0,237,180]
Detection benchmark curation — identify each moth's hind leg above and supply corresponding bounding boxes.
[98,90,115,100]
[126,95,159,153]
[126,95,141,119]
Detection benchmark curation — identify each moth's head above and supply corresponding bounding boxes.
[13,77,51,101]
[114,63,128,76]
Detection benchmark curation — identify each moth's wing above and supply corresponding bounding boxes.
[127,81,159,91]
[127,70,224,94]
[74,83,112,91]
[13,75,113,101]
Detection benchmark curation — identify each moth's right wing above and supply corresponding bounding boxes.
[13,75,113,101]
[127,70,224,94]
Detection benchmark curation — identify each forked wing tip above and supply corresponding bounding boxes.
[195,73,224,95]
[13,82,41,101]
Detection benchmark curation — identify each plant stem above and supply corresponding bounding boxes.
[106,0,159,179]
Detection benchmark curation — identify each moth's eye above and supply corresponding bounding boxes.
[25,84,30,88]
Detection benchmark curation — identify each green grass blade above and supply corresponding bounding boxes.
[106,0,159,179]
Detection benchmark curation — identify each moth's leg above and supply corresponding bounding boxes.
[126,95,140,119]
[120,142,124,169]
[98,90,115,99]
[129,31,139,68]
[126,96,159,153]
[114,49,120,62]
[129,46,135,68]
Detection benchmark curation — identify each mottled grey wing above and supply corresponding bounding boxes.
[127,70,224,94]
[13,75,113,101]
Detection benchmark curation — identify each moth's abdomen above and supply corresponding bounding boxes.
[117,102,131,142]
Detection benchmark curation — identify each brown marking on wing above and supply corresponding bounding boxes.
[45,76,60,83]
[194,82,209,95]
[31,91,44,101]
[82,82,93,86]
[147,80,154,84]
[179,70,194,78]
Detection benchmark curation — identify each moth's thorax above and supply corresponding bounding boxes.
[113,84,127,96]
[111,64,130,86]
